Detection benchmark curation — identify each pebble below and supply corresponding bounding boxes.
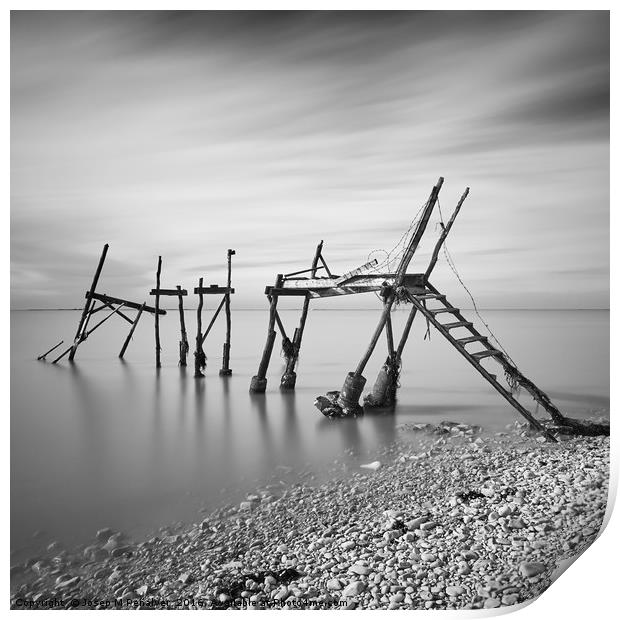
[343,581,366,597]
[519,562,546,578]
[360,461,382,471]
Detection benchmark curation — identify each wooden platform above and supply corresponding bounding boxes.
[266,273,426,298]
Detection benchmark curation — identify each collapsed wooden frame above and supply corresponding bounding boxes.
[248,177,587,441]
[38,245,236,376]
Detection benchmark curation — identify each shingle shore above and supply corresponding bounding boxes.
[10,421,609,610]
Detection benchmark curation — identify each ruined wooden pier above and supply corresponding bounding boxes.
[40,244,165,364]
[249,177,607,440]
[193,249,236,378]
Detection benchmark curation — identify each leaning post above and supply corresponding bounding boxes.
[336,177,444,414]
[280,240,323,390]
[250,275,283,393]
[68,243,109,361]
[119,302,146,359]
[365,186,469,408]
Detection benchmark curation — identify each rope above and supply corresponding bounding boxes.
[436,199,521,394]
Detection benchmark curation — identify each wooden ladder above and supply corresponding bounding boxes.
[409,282,561,442]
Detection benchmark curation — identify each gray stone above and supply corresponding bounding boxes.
[326,578,342,591]
[519,562,546,578]
[349,564,372,576]
[445,585,465,597]
[343,581,366,597]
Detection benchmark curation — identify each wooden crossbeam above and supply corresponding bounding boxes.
[100,301,134,324]
[149,288,188,296]
[87,292,166,315]
[194,286,235,295]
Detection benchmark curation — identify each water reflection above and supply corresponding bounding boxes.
[10,309,610,555]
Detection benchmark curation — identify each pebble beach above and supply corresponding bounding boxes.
[10,420,610,610]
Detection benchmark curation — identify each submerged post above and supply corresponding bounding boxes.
[280,241,323,390]
[177,285,189,367]
[119,302,146,359]
[154,256,162,368]
[68,243,109,361]
[365,186,469,409]
[250,275,282,393]
[194,277,206,377]
[219,249,235,376]
[336,177,444,415]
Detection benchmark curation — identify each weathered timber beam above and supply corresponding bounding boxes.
[69,243,109,361]
[267,283,428,299]
[283,265,326,278]
[395,177,444,284]
[154,256,162,369]
[37,340,64,361]
[319,254,333,277]
[150,288,188,296]
[334,259,379,285]
[119,302,146,359]
[200,296,226,345]
[280,273,426,290]
[87,292,166,315]
[100,301,134,324]
[220,248,235,376]
[194,286,235,295]
[425,187,469,279]
[274,310,289,342]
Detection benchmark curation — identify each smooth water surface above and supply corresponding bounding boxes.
[11,308,609,555]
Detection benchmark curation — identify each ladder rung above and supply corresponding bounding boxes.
[416,293,446,300]
[472,350,502,360]
[428,308,459,316]
[443,321,472,330]
[457,336,488,345]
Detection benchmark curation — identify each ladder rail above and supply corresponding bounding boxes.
[424,282,566,425]
[408,291,557,442]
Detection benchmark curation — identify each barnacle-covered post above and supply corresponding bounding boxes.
[194,277,206,377]
[280,241,324,390]
[250,274,283,393]
[365,186,469,408]
[335,177,444,415]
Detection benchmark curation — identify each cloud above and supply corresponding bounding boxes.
[10,11,609,309]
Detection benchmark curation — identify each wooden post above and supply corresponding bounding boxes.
[119,302,146,359]
[219,249,235,376]
[68,243,109,361]
[365,182,463,409]
[154,256,162,368]
[337,178,444,414]
[177,285,189,367]
[250,275,282,393]
[425,187,469,279]
[194,277,206,378]
[280,241,323,390]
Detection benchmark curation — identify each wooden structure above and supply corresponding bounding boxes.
[193,249,236,378]
[39,244,166,364]
[250,177,607,440]
[149,256,189,368]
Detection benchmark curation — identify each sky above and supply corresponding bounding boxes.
[10,10,609,309]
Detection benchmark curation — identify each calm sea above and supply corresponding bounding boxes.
[10,308,609,557]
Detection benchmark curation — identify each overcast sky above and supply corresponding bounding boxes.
[11,11,609,309]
